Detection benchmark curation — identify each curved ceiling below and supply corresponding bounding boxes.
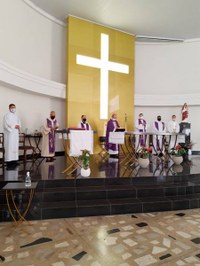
[29,0,200,41]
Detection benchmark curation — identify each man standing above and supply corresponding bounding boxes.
[167,115,180,134]
[106,113,120,158]
[167,115,180,150]
[135,113,148,147]
[41,111,59,162]
[153,115,166,155]
[3,104,21,167]
[77,115,91,130]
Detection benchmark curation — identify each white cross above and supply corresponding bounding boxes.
[76,33,129,119]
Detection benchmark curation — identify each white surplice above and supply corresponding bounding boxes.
[153,121,166,153]
[167,120,180,149]
[3,112,21,162]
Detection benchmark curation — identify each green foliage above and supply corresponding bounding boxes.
[170,145,186,157]
[78,149,90,169]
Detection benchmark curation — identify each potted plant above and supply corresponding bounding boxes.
[170,144,186,165]
[137,147,152,168]
[179,141,195,158]
[78,149,91,177]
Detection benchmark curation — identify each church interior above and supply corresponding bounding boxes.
[1,0,200,265]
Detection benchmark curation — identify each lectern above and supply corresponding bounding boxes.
[179,122,191,144]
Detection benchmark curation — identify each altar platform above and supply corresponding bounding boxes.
[0,154,200,222]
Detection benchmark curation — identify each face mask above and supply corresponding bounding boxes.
[157,117,161,121]
[139,116,143,119]
[50,116,55,120]
[10,108,16,113]
[82,118,86,123]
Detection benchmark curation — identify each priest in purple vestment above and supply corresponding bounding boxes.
[105,113,120,158]
[77,115,91,130]
[153,115,166,155]
[41,111,59,162]
[135,113,148,148]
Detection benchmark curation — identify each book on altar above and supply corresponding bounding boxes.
[115,128,125,132]
[68,127,85,130]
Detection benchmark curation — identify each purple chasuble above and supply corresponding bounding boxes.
[81,122,89,130]
[155,121,165,151]
[138,119,147,131]
[47,118,57,153]
[138,119,147,146]
[105,119,120,152]
[155,121,165,131]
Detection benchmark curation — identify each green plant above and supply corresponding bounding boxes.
[138,147,152,159]
[78,149,90,169]
[170,145,186,157]
[179,141,195,150]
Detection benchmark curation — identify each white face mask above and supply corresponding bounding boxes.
[139,116,143,119]
[10,108,16,113]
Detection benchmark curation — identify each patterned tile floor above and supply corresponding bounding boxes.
[1,209,200,265]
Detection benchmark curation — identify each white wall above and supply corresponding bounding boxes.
[0,0,66,83]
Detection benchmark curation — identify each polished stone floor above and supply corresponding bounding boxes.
[0,154,199,181]
[1,156,200,265]
[1,209,200,265]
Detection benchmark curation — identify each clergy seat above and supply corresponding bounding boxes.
[0,133,5,166]
[19,133,35,162]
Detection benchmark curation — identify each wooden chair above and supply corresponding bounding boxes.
[0,133,5,166]
[19,133,35,162]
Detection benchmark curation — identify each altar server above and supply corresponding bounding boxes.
[3,104,21,166]
[167,115,180,150]
[167,115,180,134]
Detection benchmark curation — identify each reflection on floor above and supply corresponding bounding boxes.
[0,155,199,181]
[1,209,200,265]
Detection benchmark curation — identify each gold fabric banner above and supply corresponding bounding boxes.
[66,16,135,152]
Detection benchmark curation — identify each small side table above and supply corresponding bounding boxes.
[2,182,38,225]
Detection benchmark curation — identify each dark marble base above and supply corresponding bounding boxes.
[1,155,200,221]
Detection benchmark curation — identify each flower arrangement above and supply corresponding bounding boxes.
[178,141,195,151]
[78,149,90,169]
[170,145,186,157]
[138,147,152,159]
